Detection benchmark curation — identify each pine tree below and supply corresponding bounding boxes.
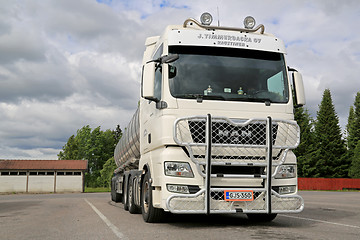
[347,92,360,177]
[347,92,360,152]
[313,89,347,177]
[294,107,316,177]
[349,141,360,178]
[346,106,355,148]
[113,124,123,145]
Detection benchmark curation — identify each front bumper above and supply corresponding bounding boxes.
[166,188,304,214]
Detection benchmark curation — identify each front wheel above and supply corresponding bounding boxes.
[141,171,164,223]
[246,213,277,222]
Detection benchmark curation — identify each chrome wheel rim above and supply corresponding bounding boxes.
[143,181,149,213]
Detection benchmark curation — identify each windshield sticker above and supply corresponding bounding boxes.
[224,88,231,93]
[197,33,262,47]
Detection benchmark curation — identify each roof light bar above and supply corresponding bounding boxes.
[183,14,265,34]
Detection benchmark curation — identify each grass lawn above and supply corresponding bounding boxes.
[85,187,111,193]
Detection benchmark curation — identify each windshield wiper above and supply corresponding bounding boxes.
[174,94,226,102]
[226,97,272,103]
[228,97,271,101]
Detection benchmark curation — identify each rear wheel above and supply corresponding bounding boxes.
[141,171,164,222]
[246,213,277,222]
[111,179,122,202]
[128,176,141,214]
[122,177,129,211]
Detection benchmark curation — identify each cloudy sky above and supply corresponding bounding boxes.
[1,0,359,160]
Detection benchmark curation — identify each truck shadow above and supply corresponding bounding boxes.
[164,213,311,229]
[108,200,343,229]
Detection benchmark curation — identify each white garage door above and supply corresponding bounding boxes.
[0,171,27,192]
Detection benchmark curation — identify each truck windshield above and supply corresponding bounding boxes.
[168,46,289,103]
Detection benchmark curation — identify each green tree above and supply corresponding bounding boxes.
[98,157,117,188]
[346,106,355,148]
[347,92,360,178]
[294,107,316,177]
[312,89,347,177]
[113,124,123,144]
[58,125,120,187]
[75,125,92,160]
[349,141,360,178]
[347,92,360,152]
[85,127,117,187]
[58,135,79,160]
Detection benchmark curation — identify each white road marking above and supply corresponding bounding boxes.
[85,198,128,240]
[281,214,360,229]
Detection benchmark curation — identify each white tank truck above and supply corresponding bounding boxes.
[111,13,306,223]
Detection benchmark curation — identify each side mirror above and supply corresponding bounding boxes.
[292,71,306,107]
[142,62,157,101]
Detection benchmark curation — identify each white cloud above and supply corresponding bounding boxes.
[0,96,134,159]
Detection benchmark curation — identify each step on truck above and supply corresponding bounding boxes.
[111,13,306,223]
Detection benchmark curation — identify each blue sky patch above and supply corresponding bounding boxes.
[96,0,112,6]
[271,18,279,25]
[158,0,189,9]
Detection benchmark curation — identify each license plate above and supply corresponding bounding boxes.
[224,190,254,201]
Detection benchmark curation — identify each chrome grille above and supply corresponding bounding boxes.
[189,120,278,145]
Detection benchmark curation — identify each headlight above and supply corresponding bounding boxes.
[275,165,296,179]
[164,162,194,178]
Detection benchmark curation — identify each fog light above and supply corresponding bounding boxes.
[244,16,256,29]
[167,184,190,194]
[278,185,296,195]
[200,12,213,25]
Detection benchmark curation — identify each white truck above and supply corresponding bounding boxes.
[111,13,305,223]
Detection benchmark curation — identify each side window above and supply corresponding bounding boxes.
[153,45,163,100]
[154,66,162,100]
[267,70,288,102]
[268,71,285,95]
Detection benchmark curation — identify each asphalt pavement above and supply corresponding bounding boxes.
[0,191,359,240]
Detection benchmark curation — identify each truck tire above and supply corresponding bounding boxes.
[128,176,141,214]
[111,181,116,201]
[141,171,164,223]
[122,177,129,211]
[111,180,122,202]
[246,213,277,222]
[111,189,122,203]
[114,191,122,203]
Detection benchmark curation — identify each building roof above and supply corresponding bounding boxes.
[0,160,88,170]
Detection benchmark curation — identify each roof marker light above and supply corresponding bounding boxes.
[244,16,256,29]
[200,12,213,26]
